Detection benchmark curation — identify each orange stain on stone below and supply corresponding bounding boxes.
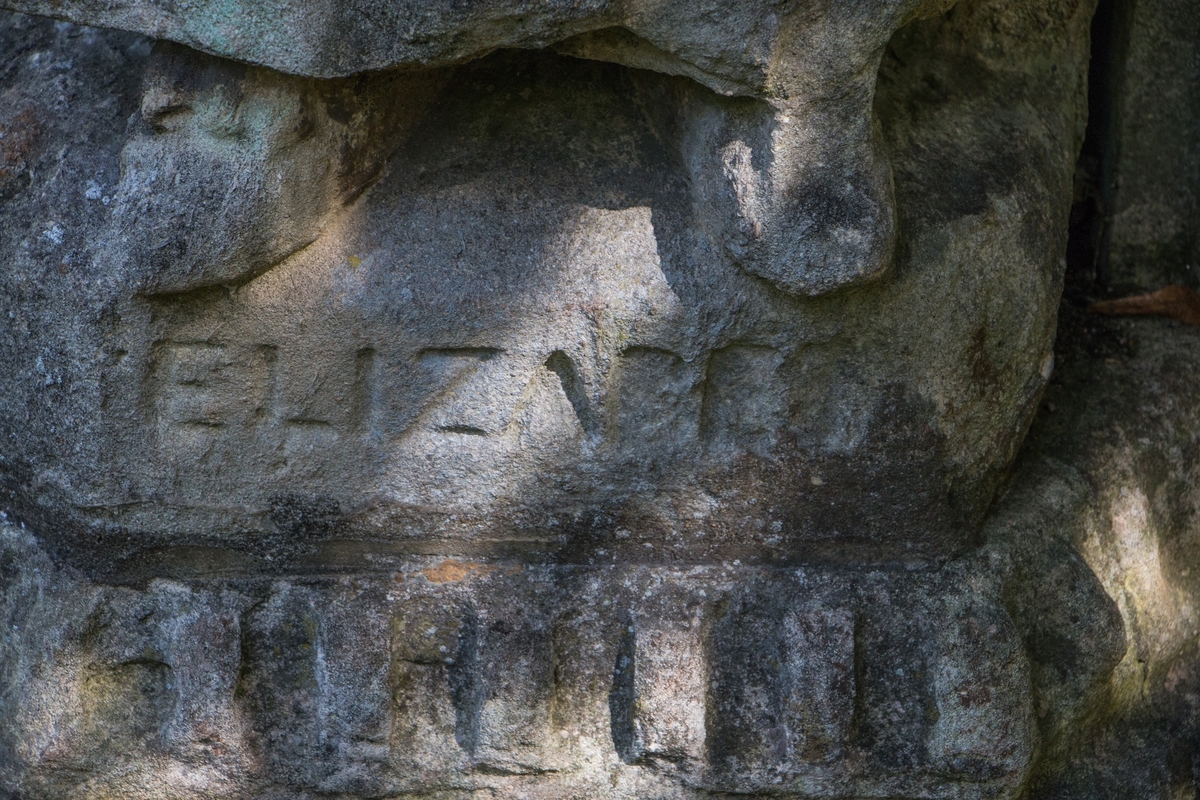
[422,559,495,583]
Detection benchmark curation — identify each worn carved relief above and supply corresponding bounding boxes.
[0,0,1153,797]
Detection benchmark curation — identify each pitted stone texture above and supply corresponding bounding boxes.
[1100,0,1200,294]
[0,0,953,84]
[0,525,1035,799]
[0,0,1094,575]
[0,2,1113,797]
[2,0,959,299]
[993,306,1200,798]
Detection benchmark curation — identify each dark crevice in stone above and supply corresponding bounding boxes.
[1064,0,1137,300]
[545,349,598,438]
[449,608,484,756]
[1055,0,1140,367]
[608,615,639,763]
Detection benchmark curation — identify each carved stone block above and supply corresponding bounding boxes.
[0,0,1112,795]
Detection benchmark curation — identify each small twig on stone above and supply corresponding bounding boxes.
[1089,285,1200,326]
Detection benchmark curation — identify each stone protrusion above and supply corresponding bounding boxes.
[0,522,1043,798]
[472,603,561,773]
[0,0,1118,793]
[388,598,474,782]
[0,0,1090,559]
[234,585,327,787]
[675,84,899,297]
[608,603,709,768]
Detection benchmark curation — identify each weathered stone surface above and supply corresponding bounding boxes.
[6,0,1190,797]
[999,300,1200,798]
[0,0,1092,576]
[1,526,1037,798]
[1098,0,1200,294]
[5,0,961,305]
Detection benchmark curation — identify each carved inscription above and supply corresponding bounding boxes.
[610,606,708,765]
[146,339,789,456]
[475,612,560,771]
[706,593,856,779]
[150,341,375,442]
[151,342,255,430]
[418,348,515,436]
[350,347,378,434]
[545,350,598,438]
[389,599,474,779]
[613,347,701,451]
[701,345,787,451]
[98,574,1025,796]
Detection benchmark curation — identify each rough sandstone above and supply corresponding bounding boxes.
[0,0,1193,797]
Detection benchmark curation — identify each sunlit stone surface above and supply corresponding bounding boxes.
[0,0,1086,569]
[4,0,1191,797]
